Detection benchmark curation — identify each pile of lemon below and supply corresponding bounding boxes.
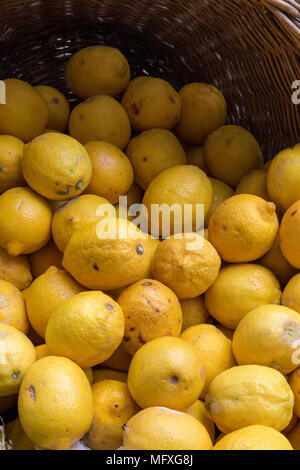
[1,45,300,451]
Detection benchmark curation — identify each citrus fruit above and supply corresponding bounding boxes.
[213,425,292,450]
[0,280,29,334]
[35,85,70,132]
[0,135,25,193]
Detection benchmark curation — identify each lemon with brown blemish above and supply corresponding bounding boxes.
[66,46,130,99]
[0,248,32,291]
[45,291,125,368]
[0,187,52,256]
[213,425,293,450]
[126,129,187,190]
[69,95,131,149]
[232,304,300,375]
[0,135,25,193]
[0,280,29,334]
[28,239,63,278]
[176,82,227,145]
[205,365,294,433]
[127,336,206,411]
[62,218,154,290]
[22,133,92,200]
[0,323,36,396]
[118,279,182,356]
[121,76,181,132]
[204,125,263,188]
[51,194,114,252]
[0,79,48,142]
[35,85,70,132]
[18,356,93,450]
[85,379,139,450]
[84,141,134,204]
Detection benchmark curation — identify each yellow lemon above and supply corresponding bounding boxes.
[0,323,36,396]
[213,425,292,450]
[235,169,270,200]
[85,380,139,450]
[0,187,52,256]
[267,143,300,211]
[0,280,29,334]
[0,79,48,142]
[18,356,93,450]
[288,368,300,418]
[205,365,294,433]
[93,368,127,384]
[142,165,213,236]
[35,85,70,132]
[185,145,208,172]
[28,239,63,278]
[186,400,215,442]
[176,83,227,145]
[259,234,297,287]
[208,194,279,262]
[204,177,234,227]
[180,296,210,331]
[69,95,131,149]
[204,264,281,329]
[45,291,125,368]
[35,344,49,361]
[127,336,206,411]
[66,46,130,99]
[0,135,25,193]
[84,141,134,204]
[152,233,221,299]
[22,133,92,200]
[101,343,132,372]
[279,200,300,269]
[121,76,181,131]
[62,218,153,290]
[287,421,300,449]
[24,266,85,338]
[123,407,212,450]
[232,304,300,374]
[51,194,114,252]
[126,129,186,190]
[182,324,235,398]
[0,248,32,291]
[204,125,263,187]
[115,182,143,221]
[118,279,182,356]
[282,274,300,314]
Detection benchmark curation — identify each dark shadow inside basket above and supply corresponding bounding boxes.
[0,0,299,161]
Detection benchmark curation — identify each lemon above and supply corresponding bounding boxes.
[180,296,210,331]
[235,169,270,200]
[101,343,132,372]
[0,187,52,256]
[205,365,294,433]
[208,194,279,262]
[0,248,32,291]
[127,336,206,411]
[0,280,29,334]
[232,304,300,374]
[214,425,292,450]
[279,200,300,268]
[123,407,212,450]
[18,356,93,450]
[45,291,125,368]
[35,85,70,132]
[0,323,36,396]
[204,177,234,227]
[0,135,25,193]
[185,145,207,172]
[28,239,63,278]
[186,400,215,443]
[259,234,297,287]
[288,368,300,418]
[282,274,300,315]
[287,421,300,450]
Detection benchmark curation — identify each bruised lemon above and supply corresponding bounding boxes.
[22,133,92,200]
[121,76,181,132]
[0,79,48,142]
[123,407,212,450]
[232,304,300,375]
[152,233,221,299]
[0,280,29,334]
[28,239,63,278]
[118,279,182,355]
[0,187,52,256]
[85,141,134,204]
[35,85,70,132]
[204,125,263,187]
[63,218,153,290]
[45,291,125,368]
[205,365,294,433]
[0,135,25,193]
[128,336,206,411]
[126,129,186,190]
[66,46,130,99]
[0,248,32,290]
[85,380,139,450]
[214,425,292,451]
[69,95,131,149]
[176,82,227,145]
[0,323,36,396]
[208,194,279,263]
[18,356,93,450]
[280,200,300,269]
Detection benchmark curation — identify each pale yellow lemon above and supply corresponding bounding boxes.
[214,425,292,450]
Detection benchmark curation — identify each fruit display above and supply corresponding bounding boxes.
[1,40,300,453]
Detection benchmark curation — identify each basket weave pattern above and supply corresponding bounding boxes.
[0,0,299,159]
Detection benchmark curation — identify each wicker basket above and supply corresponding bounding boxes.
[0,0,300,160]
